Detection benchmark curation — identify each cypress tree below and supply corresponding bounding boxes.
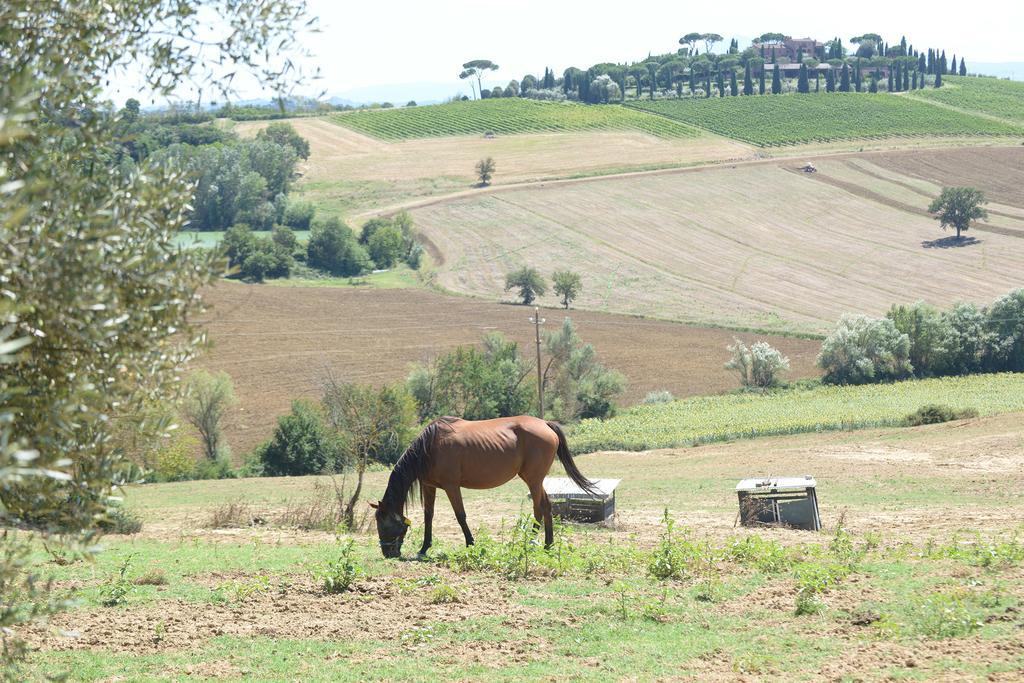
[940,50,947,74]
[716,69,725,97]
[815,71,820,92]
[900,36,907,54]
[919,53,927,73]
[689,68,697,94]
[798,63,809,93]
[743,62,753,95]
[935,68,942,88]
[840,62,850,92]
[902,64,910,90]
[959,57,967,76]
[705,71,712,98]
[759,65,766,94]
[927,48,933,74]
[826,67,835,92]
[771,63,781,94]
[912,70,918,89]
[854,61,862,92]
[950,54,956,74]
[730,69,738,96]
[869,74,878,93]
[887,66,894,92]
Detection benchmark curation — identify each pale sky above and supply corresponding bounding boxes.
[117,0,1024,103]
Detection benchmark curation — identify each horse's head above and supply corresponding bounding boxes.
[369,501,410,559]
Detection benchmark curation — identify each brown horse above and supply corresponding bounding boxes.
[370,416,596,558]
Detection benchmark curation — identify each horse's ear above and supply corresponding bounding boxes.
[368,501,379,509]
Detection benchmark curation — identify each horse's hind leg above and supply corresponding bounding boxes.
[419,485,436,556]
[444,486,474,546]
[526,480,554,550]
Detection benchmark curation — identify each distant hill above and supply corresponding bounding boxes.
[971,63,1024,80]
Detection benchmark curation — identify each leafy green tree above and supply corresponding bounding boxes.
[461,59,499,100]
[367,224,405,269]
[407,333,533,422]
[552,271,583,309]
[985,289,1024,372]
[476,157,496,186]
[257,400,344,476]
[283,200,315,230]
[886,302,951,377]
[505,267,547,305]
[272,225,298,252]
[307,217,370,276]
[928,187,988,239]
[542,319,625,421]
[256,122,310,159]
[725,339,790,388]
[679,32,703,55]
[628,64,648,98]
[321,377,418,528]
[818,315,912,384]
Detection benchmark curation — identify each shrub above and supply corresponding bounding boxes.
[905,404,978,426]
[150,431,199,482]
[818,315,912,384]
[133,568,168,586]
[282,201,315,231]
[316,539,361,593]
[257,400,345,476]
[725,338,790,388]
[99,555,136,607]
[306,217,370,276]
[643,390,675,404]
[191,454,237,480]
[271,224,299,252]
[98,504,143,535]
[430,584,460,604]
[543,319,625,421]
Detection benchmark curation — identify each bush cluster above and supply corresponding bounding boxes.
[818,289,1024,384]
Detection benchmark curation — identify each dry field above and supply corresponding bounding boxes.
[235,118,755,217]
[198,283,821,456]
[28,412,1024,680]
[408,148,1024,335]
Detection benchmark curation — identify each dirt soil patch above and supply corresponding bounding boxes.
[870,146,1024,208]
[197,283,821,456]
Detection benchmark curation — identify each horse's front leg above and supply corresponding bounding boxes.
[444,486,474,546]
[418,485,436,556]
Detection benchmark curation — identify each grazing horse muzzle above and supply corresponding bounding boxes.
[379,537,403,558]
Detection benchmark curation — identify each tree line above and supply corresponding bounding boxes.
[457,31,970,105]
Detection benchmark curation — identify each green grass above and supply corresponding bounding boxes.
[272,264,420,289]
[29,526,1024,681]
[328,98,700,141]
[173,230,311,249]
[626,92,1023,146]
[569,373,1024,453]
[909,75,1024,124]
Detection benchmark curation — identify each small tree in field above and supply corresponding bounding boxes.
[183,370,237,461]
[321,376,417,529]
[928,187,988,239]
[552,270,582,309]
[476,157,496,186]
[505,267,546,305]
[725,339,790,388]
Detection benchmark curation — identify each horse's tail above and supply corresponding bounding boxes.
[546,421,598,496]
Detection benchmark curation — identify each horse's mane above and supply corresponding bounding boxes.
[381,417,457,513]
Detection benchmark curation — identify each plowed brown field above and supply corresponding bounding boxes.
[198,283,821,456]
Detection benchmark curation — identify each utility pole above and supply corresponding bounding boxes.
[529,307,545,418]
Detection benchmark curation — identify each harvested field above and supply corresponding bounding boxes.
[235,118,755,216]
[198,283,822,456]
[868,145,1024,208]
[409,152,1024,334]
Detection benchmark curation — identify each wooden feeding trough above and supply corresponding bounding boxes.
[540,477,620,523]
[736,476,821,531]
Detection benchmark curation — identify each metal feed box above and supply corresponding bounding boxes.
[540,478,620,523]
[736,476,821,531]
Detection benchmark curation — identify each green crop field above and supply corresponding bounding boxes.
[570,373,1024,452]
[328,98,699,140]
[626,92,1023,146]
[909,75,1024,124]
